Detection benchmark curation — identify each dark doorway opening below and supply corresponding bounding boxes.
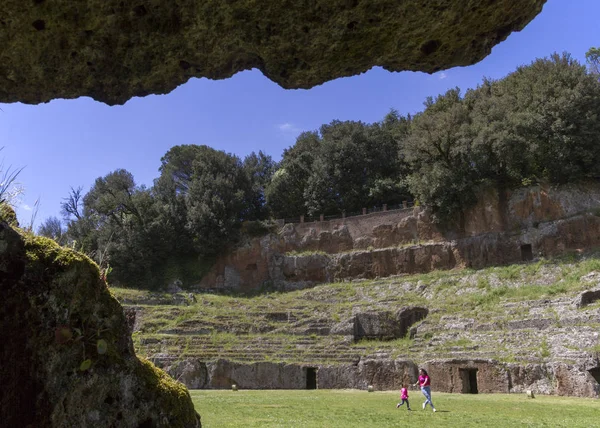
[588,367,600,384]
[306,367,317,390]
[459,368,478,394]
[521,244,533,261]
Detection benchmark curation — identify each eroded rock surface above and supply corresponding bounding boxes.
[155,356,600,398]
[576,288,600,308]
[0,0,546,105]
[425,359,600,397]
[197,182,600,293]
[0,221,200,427]
[332,307,429,341]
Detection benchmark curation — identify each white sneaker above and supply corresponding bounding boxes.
[422,402,426,410]
[433,408,437,412]
[396,403,400,408]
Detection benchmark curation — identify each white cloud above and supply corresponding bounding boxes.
[21,204,32,211]
[278,123,301,133]
[439,72,448,80]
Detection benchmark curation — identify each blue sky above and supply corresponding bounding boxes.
[2,0,599,226]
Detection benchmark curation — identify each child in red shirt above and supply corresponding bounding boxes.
[396,384,411,410]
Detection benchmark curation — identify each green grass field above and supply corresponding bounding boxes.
[191,390,600,428]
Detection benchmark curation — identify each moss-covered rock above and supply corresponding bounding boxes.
[0,203,19,227]
[0,0,546,105]
[0,222,200,427]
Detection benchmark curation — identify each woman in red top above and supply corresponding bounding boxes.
[414,368,436,412]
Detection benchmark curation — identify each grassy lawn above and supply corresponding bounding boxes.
[191,390,600,428]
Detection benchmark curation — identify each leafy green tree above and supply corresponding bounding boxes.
[269,120,411,218]
[156,144,271,273]
[404,54,600,223]
[64,170,170,288]
[242,151,277,220]
[316,121,374,214]
[587,47,600,76]
[403,88,476,222]
[266,132,320,218]
[303,120,407,215]
[83,169,144,227]
[488,53,600,184]
[158,145,203,194]
[464,78,530,189]
[183,146,251,255]
[79,170,147,281]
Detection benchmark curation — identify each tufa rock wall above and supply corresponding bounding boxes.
[463,182,600,236]
[156,357,600,398]
[0,0,546,105]
[197,183,600,292]
[0,222,200,427]
[425,360,511,394]
[425,359,600,397]
[157,358,420,391]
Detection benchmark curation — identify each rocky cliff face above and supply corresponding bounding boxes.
[0,221,200,427]
[425,359,600,397]
[0,0,546,105]
[463,182,600,236]
[155,357,600,398]
[199,183,600,292]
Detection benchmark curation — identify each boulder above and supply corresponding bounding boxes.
[575,288,600,308]
[351,306,428,342]
[354,311,400,341]
[0,223,200,427]
[167,360,210,389]
[552,363,600,397]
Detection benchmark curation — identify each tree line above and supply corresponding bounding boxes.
[38,51,600,289]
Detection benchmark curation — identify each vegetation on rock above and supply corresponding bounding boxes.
[0,203,19,227]
[0,223,200,427]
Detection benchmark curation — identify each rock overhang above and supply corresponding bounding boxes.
[0,0,547,105]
